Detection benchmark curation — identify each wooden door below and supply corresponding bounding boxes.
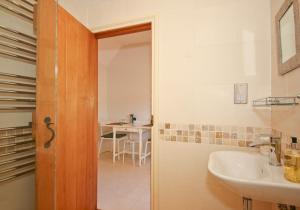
[36,0,57,210]
[36,2,98,210]
[56,6,98,210]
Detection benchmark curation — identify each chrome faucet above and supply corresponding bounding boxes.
[249,135,282,166]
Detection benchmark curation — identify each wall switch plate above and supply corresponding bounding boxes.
[234,83,248,104]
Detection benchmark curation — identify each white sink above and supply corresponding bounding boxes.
[208,151,300,206]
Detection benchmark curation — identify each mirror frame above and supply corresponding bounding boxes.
[275,0,300,75]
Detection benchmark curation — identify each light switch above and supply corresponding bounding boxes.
[234,83,248,104]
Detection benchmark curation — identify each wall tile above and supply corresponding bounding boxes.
[159,122,277,148]
[159,122,298,153]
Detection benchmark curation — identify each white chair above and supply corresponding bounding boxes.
[142,139,151,164]
[122,137,151,165]
[98,125,127,161]
[122,138,138,164]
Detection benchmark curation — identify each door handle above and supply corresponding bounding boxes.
[44,116,55,148]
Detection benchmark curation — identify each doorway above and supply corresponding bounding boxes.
[95,23,153,210]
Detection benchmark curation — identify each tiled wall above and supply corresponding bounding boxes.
[278,131,300,152]
[271,0,300,153]
[159,122,299,150]
[159,122,272,147]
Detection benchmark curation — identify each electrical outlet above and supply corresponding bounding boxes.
[234,83,248,104]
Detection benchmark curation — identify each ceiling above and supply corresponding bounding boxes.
[98,30,151,50]
[98,30,151,66]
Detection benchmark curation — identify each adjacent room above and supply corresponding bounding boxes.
[97,30,152,210]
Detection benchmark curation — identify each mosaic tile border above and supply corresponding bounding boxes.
[276,131,300,152]
[159,122,299,152]
[159,122,273,147]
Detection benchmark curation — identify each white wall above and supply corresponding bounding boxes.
[271,0,300,138]
[159,142,272,210]
[270,3,300,207]
[98,32,152,123]
[60,1,273,210]
[87,1,273,210]
[89,0,272,127]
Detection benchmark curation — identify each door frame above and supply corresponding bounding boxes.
[92,16,159,210]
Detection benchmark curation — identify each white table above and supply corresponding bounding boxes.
[102,123,152,166]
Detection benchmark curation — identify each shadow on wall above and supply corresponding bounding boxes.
[206,172,273,210]
[252,108,272,125]
[99,37,152,123]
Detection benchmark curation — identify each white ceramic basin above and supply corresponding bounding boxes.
[208,151,300,206]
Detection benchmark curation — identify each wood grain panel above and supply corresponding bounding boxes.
[56,6,98,210]
[35,0,57,209]
[95,23,151,39]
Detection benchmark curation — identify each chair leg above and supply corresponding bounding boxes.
[117,140,120,160]
[98,138,104,156]
[122,140,126,164]
[132,142,135,164]
[144,141,148,164]
[143,141,151,164]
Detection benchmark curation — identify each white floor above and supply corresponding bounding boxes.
[97,152,150,210]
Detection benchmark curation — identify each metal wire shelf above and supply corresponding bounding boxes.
[253,97,299,107]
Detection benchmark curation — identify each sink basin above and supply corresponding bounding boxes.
[208,151,300,206]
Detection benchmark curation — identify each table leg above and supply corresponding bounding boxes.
[113,128,116,163]
[117,140,120,160]
[139,130,142,166]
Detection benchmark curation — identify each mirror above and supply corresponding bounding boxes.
[276,0,300,75]
[280,4,296,63]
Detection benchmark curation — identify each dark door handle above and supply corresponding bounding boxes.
[44,116,55,148]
